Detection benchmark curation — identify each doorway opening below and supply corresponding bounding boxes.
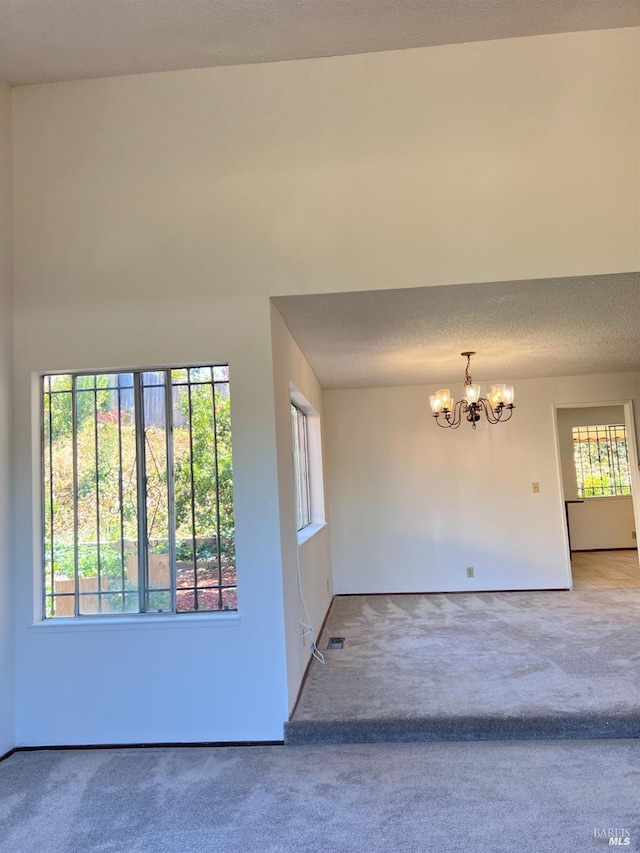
[555,403,640,590]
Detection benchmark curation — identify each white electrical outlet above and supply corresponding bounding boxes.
[466,566,474,578]
[532,482,540,493]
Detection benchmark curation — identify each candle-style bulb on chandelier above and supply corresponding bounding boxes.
[429,352,515,430]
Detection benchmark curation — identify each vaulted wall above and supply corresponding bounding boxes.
[8,26,640,745]
[0,82,14,755]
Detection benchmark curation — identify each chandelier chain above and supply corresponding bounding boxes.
[464,353,472,387]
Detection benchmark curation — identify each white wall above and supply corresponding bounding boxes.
[9,26,640,744]
[325,373,640,594]
[0,83,14,755]
[12,297,291,745]
[270,305,332,712]
[557,406,636,550]
[12,27,640,313]
[567,498,636,551]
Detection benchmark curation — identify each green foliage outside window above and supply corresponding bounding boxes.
[573,424,632,498]
[43,367,235,615]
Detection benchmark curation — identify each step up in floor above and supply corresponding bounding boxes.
[284,712,640,746]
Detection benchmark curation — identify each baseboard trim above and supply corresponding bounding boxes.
[335,588,570,597]
[572,548,638,553]
[3,740,284,757]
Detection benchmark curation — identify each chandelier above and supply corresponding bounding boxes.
[430,352,515,430]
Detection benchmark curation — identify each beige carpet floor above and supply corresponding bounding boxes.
[571,549,640,589]
[286,589,640,743]
[1,741,639,852]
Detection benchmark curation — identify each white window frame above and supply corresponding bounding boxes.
[290,385,326,544]
[41,365,236,619]
[291,402,312,532]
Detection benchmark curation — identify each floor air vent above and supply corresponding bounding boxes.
[327,637,345,650]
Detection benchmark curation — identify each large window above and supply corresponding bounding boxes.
[572,423,632,498]
[42,366,235,618]
[291,403,311,531]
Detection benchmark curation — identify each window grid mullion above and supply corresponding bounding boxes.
[210,377,224,611]
[164,370,177,615]
[133,372,148,613]
[116,385,126,612]
[72,377,80,618]
[591,426,601,496]
[607,428,615,494]
[92,383,103,613]
[186,377,199,611]
[43,378,54,618]
[301,412,311,527]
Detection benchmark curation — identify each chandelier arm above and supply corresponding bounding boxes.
[451,399,466,428]
[479,398,500,425]
[437,417,456,429]
[493,404,505,423]
[436,416,462,429]
[435,399,464,428]
[499,404,515,422]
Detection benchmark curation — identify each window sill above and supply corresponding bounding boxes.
[28,611,241,633]
[297,522,327,549]
[579,495,633,501]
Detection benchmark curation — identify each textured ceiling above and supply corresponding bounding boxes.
[1,0,639,85]
[272,273,640,390]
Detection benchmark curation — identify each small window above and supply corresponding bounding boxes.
[42,366,236,618]
[572,424,632,498]
[291,403,311,531]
